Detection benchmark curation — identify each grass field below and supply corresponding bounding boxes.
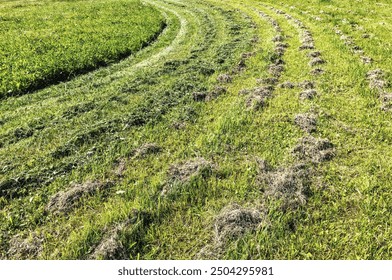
[1,0,392,260]
[0,0,165,98]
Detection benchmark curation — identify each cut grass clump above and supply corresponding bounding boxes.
[7,232,45,260]
[300,89,318,100]
[217,74,233,84]
[167,157,214,184]
[258,160,311,210]
[214,204,263,242]
[162,158,215,197]
[90,213,138,260]
[309,57,325,66]
[292,136,335,164]
[279,81,296,89]
[131,143,162,159]
[298,80,315,90]
[197,204,263,259]
[46,181,113,214]
[294,113,317,133]
[367,69,388,90]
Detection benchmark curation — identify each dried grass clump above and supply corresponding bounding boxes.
[367,69,388,90]
[299,42,315,50]
[257,158,310,210]
[298,80,315,90]
[275,46,286,57]
[206,86,227,101]
[214,204,262,242]
[7,233,44,259]
[133,143,162,158]
[275,9,285,15]
[161,158,215,196]
[293,19,305,28]
[46,181,111,214]
[275,42,289,49]
[308,51,321,58]
[257,77,278,86]
[292,136,335,164]
[254,86,274,98]
[245,86,274,111]
[269,64,284,77]
[272,35,284,42]
[239,89,251,95]
[361,56,373,64]
[91,226,126,260]
[294,113,317,133]
[309,57,325,66]
[263,164,310,209]
[241,52,255,59]
[245,95,266,111]
[300,89,317,100]
[114,159,127,177]
[167,157,213,183]
[217,74,232,84]
[380,93,392,111]
[90,213,138,260]
[279,81,295,89]
[195,244,224,260]
[193,91,207,102]
[310,68,324,75]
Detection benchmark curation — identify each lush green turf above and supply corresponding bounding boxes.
[1,0,392,260]
[0,0,165,98]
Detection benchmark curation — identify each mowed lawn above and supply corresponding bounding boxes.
[1,0,392,260]
[0,0,165,98]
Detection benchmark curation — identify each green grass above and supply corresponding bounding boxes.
[1,0,392,260]
[0,0,165,98]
